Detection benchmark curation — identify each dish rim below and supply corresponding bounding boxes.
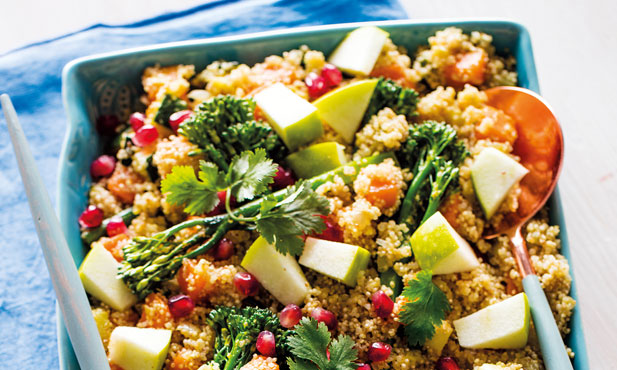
[57,18,588,369]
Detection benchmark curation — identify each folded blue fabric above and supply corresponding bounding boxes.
[0,0,406,368]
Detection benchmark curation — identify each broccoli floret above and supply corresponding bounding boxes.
[178,95,287,171]
[208,306,290,370]
[154,94,188,127]
[363,78,419,124]
[396,120,468,230]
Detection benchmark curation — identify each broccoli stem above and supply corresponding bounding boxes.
[397,160,434,225]
[223,338,245,370]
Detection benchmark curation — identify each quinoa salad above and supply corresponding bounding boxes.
[77,27,575,370]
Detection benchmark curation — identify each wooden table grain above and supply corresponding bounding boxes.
[1,0,616,368]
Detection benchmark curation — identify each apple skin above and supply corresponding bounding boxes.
[78,243,137,311]
[409,211,479,275]
[299,237,370,286]
[313,79,379,143]
[286,141,347,179]
[241,236,311,305]
[453,293,530,349]
[470,147,529,219]
[328,26,390,76]
[108,326,172,370]
[254,83,324,151]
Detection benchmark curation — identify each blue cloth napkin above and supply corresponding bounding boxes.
[0,0,407,368]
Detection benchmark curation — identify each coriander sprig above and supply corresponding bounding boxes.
[120,149,328,298]
[120,152,395,298]
[287,317,358,370]
[399,270,451,346]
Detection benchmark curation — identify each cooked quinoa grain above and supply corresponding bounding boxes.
[82,27,573,370]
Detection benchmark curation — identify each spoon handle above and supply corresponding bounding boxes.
[511,227,573,370]
[1,94,110,370]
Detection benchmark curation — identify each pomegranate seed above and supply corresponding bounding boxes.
[272,165,296,190]
[310,308,337,331]
[313,215,343,242]
[129,112,146,131]
[256,330,276,357]
[279,304,302,328]
[78,205,103,228]
[169,110,193,133]
[356,364,371,370]
[96,115,119,136]
[436,357,460,370]
[106,217,128,237]
[90,155,116,178]
[321,64,342,87]
[233,272,260,296]
[371,291,394,319]
[213,238,234,260]
[306,72,329,99]
[368,342,391,362]
[133,124,159,147]
[168,294,195,318]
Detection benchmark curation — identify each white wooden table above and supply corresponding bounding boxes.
[1,0,615,368]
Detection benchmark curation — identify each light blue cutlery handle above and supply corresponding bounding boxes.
[1,95,110,370]
[523,274,573,370]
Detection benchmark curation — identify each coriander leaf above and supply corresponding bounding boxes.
[328,335,358,370]
[287,318,359,370]
[227,148,277,202]
[198,161,227,190]
[256,181,330,255]
[399,270,451,346]
[287,318,331,369]
[255,217,305,256]
[161,165,223,215]
[288,359,318,370]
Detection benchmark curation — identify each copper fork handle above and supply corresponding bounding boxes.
[510,226,536,278]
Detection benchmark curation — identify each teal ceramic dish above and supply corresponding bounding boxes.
[59,20,588,369]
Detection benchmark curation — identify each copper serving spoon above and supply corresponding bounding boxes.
[484,86,572,370]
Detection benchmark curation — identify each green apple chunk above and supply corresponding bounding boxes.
[299,237,370,286]
[409,211,479,275]
[108,326,172,370]
[453,293,530,349]
[286,142,348,179]
[328,26,389,76]
[471,147,529,220]
[241,237,311,305]
[78,243,137,311]
[313,79,378,143]
[254,83,323,151]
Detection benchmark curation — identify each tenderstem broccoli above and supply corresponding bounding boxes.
[397,120,468,231]
[208,306,290,370]
[178,95,287,170]
[362,78,419,124]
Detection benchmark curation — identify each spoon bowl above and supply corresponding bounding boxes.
[483,86,572,370]
[483,86,564,238]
